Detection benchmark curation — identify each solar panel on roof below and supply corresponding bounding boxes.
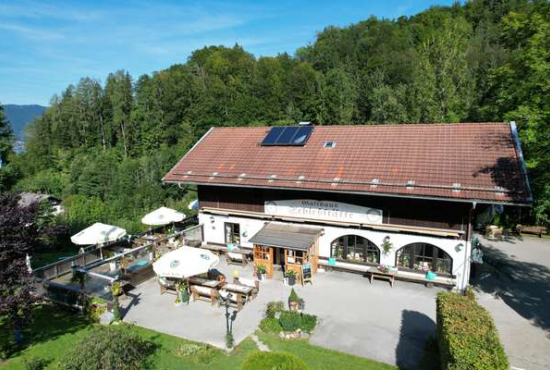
[261,126,285,145]
[261,126,313,146]
[277,126,299,143]
[292,126,313,144]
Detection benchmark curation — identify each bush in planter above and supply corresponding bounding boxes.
[259,317,282,333]
[241,351,309,370]
[300,313,317,333]
[436,292,508,370]
[284,270,297,285]
[256,265,267,277]
[288,288,300,310]
[280,311,302,332]
[58,325,154,370]
[178,282,189,303]
[266,301,285,319]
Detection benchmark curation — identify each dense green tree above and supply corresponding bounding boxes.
[7,0,549,229]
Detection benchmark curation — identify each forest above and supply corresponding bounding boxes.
[0,0,549,236]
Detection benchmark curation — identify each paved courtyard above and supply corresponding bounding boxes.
[121,259,444,369]
[472,234,550,370]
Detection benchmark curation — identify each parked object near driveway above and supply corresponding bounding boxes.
[516,224,547,238]
[486,225,503,239]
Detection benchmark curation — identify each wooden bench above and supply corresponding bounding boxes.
[190,285,219,306]
[516,224,547,238]
[226,251,248,267]
[366,267,396,287]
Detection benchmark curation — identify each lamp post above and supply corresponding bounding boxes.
[221,292,237,349]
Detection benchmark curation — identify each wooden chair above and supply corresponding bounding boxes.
[190,285,219,306]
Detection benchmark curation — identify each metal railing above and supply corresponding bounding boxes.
[32,248,102,281]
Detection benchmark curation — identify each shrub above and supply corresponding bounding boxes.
[266,301,285,318]
[225,332,235,349]
[176,342,215,363]
[58,325,154,370]
[176,342,208,357]
[289,288,300,303]
[260,317,282,333]
[436,292,508,370]
[240,351,309,370]
[280,311,301,332]
[23,357,48,370]
[300,314,317,333]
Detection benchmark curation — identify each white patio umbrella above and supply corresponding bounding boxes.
[71,222,127,245]
[141,206,185,226]
[153,247,219,279]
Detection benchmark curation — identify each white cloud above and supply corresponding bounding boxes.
[0,23,65,41]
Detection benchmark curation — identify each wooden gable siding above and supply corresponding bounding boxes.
[198,185,469,232]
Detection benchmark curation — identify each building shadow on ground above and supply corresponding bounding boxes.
[120,291,142,318]
[473,245,550,333]
[395,310,436,369]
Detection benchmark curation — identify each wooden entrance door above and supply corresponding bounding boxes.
[253,245,274,278]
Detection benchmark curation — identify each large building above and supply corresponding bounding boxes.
[164,123,531,290]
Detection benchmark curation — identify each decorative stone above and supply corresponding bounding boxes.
[99,311,114,325]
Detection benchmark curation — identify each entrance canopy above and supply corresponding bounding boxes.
[141,206,185,226]
[153,247,219,279]
[249,222,323,251]
[71,223,127,245]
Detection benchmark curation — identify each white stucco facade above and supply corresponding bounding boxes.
[198,212,471,290]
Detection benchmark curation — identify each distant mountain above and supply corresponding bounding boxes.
[3,104,47,141]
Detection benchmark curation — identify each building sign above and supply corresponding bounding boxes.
[264,199,383,224]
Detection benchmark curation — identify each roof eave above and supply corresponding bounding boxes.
[164,179,532,207]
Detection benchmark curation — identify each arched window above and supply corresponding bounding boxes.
[396,243,452,275]
[330,235,380,264]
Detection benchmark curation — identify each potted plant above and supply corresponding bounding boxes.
[381,236,393,255]
[288,288,300,311]
[178,282,189,304]
[284,270,297,286]
[111,281,122,321]
[256,265,267,281]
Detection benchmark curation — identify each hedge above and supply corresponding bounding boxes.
[240,351,309,370]
[436,292,508,370]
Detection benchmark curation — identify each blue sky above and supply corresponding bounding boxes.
[0,0,455,106]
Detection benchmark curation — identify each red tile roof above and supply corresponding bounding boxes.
[163,123,531,204]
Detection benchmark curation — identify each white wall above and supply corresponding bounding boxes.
[198,212,471,290]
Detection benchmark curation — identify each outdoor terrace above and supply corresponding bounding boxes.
[120,257,446,368]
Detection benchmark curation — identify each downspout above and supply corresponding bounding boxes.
[462,201,476,292]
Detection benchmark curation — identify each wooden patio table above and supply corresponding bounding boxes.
[366,267,396,287]
[188,277,220,288]
[221,283,254,310]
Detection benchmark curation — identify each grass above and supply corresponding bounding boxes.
[257,332,395,370]
[1,305,395,370]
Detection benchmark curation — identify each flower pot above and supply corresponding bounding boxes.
[109,262,117,272]
[283,277,289,286]
[260,273,267,281]
[180,292,190,304]
[288,275,296,286]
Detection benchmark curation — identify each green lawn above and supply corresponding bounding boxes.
[1,306,395,370]
[257,332,395,370]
